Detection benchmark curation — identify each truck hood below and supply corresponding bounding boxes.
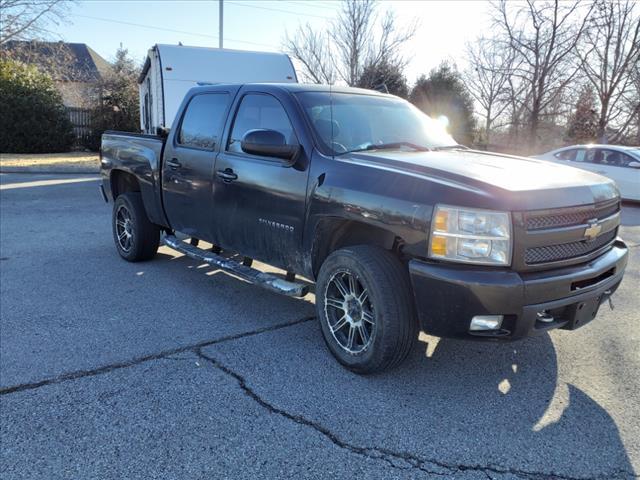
[349,149,619,208]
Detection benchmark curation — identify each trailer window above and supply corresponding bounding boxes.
[178,93,230,150]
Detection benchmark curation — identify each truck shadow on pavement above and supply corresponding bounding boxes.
[107,232,637,478]
[203,315,636,478]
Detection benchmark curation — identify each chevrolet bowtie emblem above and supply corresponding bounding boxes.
[584,219,602,241]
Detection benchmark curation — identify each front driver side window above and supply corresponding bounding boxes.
[600,150,636,167]
[227,94,297,154]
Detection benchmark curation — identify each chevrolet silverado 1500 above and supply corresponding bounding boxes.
[100,84,628,373]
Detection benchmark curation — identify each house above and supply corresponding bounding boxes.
[3,40,112,109]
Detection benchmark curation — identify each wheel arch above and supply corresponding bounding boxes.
[110,169,141,199]
[311,218,403,278]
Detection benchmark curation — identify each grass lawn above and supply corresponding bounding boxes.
[0,152,100,172]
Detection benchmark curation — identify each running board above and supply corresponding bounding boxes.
[162,235,309,297]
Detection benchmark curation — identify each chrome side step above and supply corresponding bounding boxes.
[162,235,309,297]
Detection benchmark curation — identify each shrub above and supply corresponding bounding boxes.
[0,59,74,153]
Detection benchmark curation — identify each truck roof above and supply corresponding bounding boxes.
[187,83,391,97]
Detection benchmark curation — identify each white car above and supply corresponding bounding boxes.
[534,144,640,201]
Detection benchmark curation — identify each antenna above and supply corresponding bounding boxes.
[329,81,334,158]
[219,0,224,49]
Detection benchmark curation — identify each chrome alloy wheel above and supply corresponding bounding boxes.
[324,270,375,354]
[115,204,134,252]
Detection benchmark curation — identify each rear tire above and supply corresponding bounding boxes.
[112,192,160,262]
[316,245,417,374]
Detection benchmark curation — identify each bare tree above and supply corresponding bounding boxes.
[464,36,515,143]
[492,0,594,151]
[577,0,640,142]
[283,24,335,84]
[282,0,416,86]
[614,63,640,144]
[0,0,70,44]
[330,0,376,85]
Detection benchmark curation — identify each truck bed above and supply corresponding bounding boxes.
[100,130,167,226]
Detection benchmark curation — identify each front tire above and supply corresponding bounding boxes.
[316,245,417,374]
[112,192,160,262]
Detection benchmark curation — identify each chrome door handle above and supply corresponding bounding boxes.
[217,169,238,182]
[167,158,182,169]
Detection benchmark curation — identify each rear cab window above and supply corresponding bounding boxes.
[178,93,231,150]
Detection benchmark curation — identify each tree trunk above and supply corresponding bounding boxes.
[597,97,609,143]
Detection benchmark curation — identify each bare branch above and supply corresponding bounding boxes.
[0,0,71,44]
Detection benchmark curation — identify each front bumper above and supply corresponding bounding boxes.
[408,240,628,340]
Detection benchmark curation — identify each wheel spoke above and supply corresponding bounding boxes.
[333,277,349,298]
[358,289,368,304]
[331,315,348,333]
[326,297,345,311]
[117,220,126,228]
[357,325,369,345]
[362,311,374,325]
[346,325,356,349]
[348,274,357,295]
[118,230,127,240]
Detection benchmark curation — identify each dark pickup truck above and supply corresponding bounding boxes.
[100,83,628,373]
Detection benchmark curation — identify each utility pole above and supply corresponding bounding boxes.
[219,0,224,49]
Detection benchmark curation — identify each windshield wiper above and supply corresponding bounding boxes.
[432,144,469,151]
[343,142,431,154]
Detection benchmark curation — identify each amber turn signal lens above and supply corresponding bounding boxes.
[430,235,447,256]
[434,210,448,231]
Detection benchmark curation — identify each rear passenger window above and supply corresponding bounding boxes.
[227,94,297,154]
[555,149,577,160]
[178,93,230,150]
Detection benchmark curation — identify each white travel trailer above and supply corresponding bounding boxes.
[138,44,298,134]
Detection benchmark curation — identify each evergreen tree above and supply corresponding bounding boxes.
[356,60,409,98]
[566,86,598,144]
[409,62,476,145]
[86,47,141,150]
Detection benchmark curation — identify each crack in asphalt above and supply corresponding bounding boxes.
[194,348,638,480]
[0,315,315,396]
[2,314,637,479]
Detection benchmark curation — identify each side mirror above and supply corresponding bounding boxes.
[628,161,640,169]
[241,129,299,165]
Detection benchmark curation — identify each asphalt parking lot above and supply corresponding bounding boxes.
[1,172,639,479]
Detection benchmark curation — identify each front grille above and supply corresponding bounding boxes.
[516,200,621,269]
[524,229,617,265]
[526,202,619,230]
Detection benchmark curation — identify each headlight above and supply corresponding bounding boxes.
[428,205,512,266]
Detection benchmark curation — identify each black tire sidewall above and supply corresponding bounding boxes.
[112,193,157,262]
[316,246,414,374]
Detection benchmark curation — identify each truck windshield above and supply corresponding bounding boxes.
[296,92,458,155]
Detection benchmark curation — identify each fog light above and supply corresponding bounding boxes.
[470,315,504,331]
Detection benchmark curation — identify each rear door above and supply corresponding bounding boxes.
[162,91,233,239]
[593,149,640,200]
[211,90,310,270]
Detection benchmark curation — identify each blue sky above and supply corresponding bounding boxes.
[54,0,492,84]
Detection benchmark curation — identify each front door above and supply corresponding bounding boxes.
[211,91,310,270]
[162,92,232,239]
